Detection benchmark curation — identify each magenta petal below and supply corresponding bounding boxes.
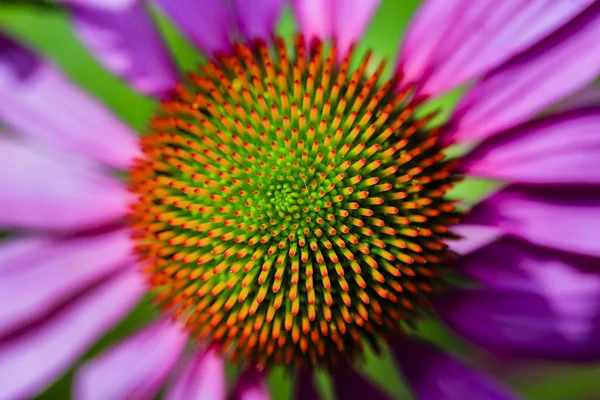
[232,0,285,41]
[0,34,140,169]
[231,369,270,400]
[448,224,503,256]
[398,0,594,96]
[443,2,600,145]
[438,239,600,361]
[461,107,600,184]
[74,319,188,400]
[0,229,134,337]
[391,338,517,400]
[0,269,144,400]
[468,185,600,257]
[165,349,226,400]
[332,366,390,400]
[292,0,380,58]
[155,0,233,56]
[0,137,131,231]
[66,1,178,96]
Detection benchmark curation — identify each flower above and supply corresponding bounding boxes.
[1,0,600,399]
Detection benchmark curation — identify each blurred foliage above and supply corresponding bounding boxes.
[1,0,600,399]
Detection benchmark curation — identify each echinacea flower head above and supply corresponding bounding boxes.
[1,0,600,399]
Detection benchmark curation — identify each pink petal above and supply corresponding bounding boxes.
[398,0,595,96]
[0,269,144,400]
[461,107,600,184]
[0,236,49,274]
[61,0,137,10]
[74,319,188,400]
[438,239,600,361]
[0,137,131,231]
[155,0,234,56]
[443,3,600,145]
[332,366,390,400]
[292,0,381,58]
[391,338,518,400]
[448,224,504,256]
[64,0,178,96]
[231,369,270,400]
[0,34,141,169]
[232,0,285,41]
[0,229,134,338]
[166,349,226,400]
[468,185,600,257]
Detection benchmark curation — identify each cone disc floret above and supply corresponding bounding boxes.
[130,36,459,370]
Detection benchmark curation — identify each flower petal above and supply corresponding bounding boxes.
[0,33,140,169]
[232,0,285,41]
[166,349,226,400]
[438,239,600,361]
[0,137,131,231]
[391,338,518,400]
[65,0,178,96]
[0,269,144,400]
[0,229,134,338]
[230,369,270,400]
[461,107,600,184]
[468,185,600,257]
[443,2,600,145]
[74,319,188,400]
[398,0,595,96]
[154,0,234,56]
[332,365,390,400]
[448,224,504,256]
[292,0,381,58]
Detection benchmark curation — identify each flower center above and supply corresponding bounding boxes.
[129,36,459,370]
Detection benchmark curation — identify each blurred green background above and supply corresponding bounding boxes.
[1,1,600,398]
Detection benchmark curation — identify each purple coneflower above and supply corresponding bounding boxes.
[1,0,600,399]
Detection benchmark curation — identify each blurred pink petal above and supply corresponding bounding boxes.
[0,269,144,400]
[74,319,188,400]
[443,3,600,145]
[332,366,390,400]
[0,229,134,338]
[398,0,594,96]
[0,34,140,169]
[65,0,178,96]
[468,185,600,257]
[61,0,137,10]
[155,0,233,56]
[0,237,49,274]
[292,0,381,58]
[232,0,285,41]
[392,338,517,400]
[438,239,600,361]
[230,369,270,400]
[166,349,226,400]
[0,137,131,231]
[447,224,503,255]
[552,82,600,112]
[461,107,600,184]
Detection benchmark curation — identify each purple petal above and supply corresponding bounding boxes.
[165,349,226,400]
[391,338,518,400]
[398,0,594,96]
[0,269,144,400]
[65,1,178,96]
[74,319,188,400]
[332,365,390,400]
[448,224,504,256]
[0,229,134,338]
[155,0,234,56]
[0,33,140,169]
[232,0,285,41]
[230,368,270,400]
[0,137,131,231]
[0,236,49,274]
[438,239,600,361]
[292,0,381,59]
[552,81,600,112]
[294,369,321,400]
[443,2,600,145]
[468,185,600,257]
[461,107,600,184]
